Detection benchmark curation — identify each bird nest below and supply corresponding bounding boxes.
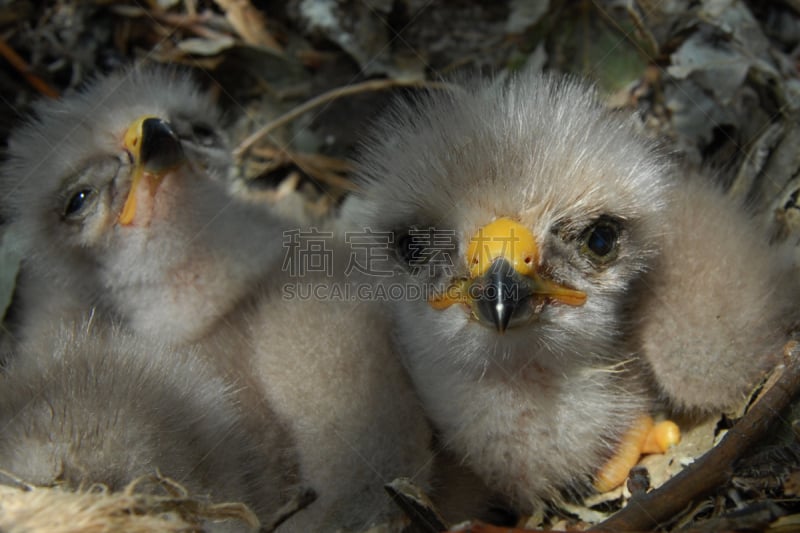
[0,472,258,533]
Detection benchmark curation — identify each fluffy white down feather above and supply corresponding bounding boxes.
[0,320,285,531]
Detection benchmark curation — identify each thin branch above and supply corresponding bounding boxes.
[0,36,59,98]
[249,146,358,191]
[385,477,446,533]
[233,78,454,159]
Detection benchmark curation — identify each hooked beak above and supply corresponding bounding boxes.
[429,217,587,333]
[118,116,185,226]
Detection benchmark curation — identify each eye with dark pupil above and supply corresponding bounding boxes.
[586,223,617,256]
[396,232,416,264]
[64,189,94,217]
[192,124,217,146]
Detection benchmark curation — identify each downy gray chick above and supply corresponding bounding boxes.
[0,319,288,530]
[0,67,286,345]
[343,70,797,513]
[1,68,434,531]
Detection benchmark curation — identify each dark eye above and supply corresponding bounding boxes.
[581,219,619,261]
[63,188,97,219]
[395,230,415,265]
[192,123,220,147]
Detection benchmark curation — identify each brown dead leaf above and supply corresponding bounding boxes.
[213,0,282,53]
[783,470,800,496]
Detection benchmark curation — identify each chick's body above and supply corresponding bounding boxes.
[347,73,670,510]
[0,68,433,531]
[347,70,800,514]
[0,320,285,528]
[243,269,433,530]
[637,175,800,413]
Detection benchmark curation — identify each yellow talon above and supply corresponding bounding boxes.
[643,420,681,454]
[594,415,681,493]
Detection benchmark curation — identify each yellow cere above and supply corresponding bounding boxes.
[466,217,586,306]
[427,217,589,311]
[118,115,158,226]
[466,217,539,278]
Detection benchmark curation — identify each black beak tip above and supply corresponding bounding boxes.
[473,258,529,333]
[140,117,184,171]
[475,297,513,334]
[492,303,513,334]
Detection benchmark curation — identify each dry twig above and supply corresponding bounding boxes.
[234,78,454,159]
[249,146,357,192]
[385,477,447,533]
[0,36,59,98]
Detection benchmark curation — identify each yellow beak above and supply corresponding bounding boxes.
[118,115,185,226]
[429,218,587,332]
